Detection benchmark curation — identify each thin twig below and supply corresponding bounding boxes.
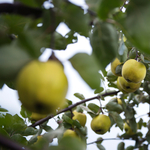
[0,3,42,18]
[30,90,119,127]
[87,137,135,145]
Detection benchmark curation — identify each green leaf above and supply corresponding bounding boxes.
[72,120,82,128]
[0,25,11,46]
[11,134,28,145]
[28,135,38,145]
[70,53,102,89]
[0,127,9,137]
[42,9,61,34]
[129,118,137,133]
[94,87,104,94]
[106,101,123,114]
[117,142,125,150]
[59,137,86,150]
[97,0,123,20]
[109,111,124,131]
[42,125,53,132]
[62,2,90,37]
[85,0,99,12]
[146,130,150,144]
[124,105,136,120]
[106,70,118,82]
[52,32,67,50]
[0,107,8,112]
[18,30,45,58]
[97,143,106,150]
[14,0,40,7]
[1,114,27,135]
[137,118,143,130]
[118,0,150,55]
[88,103,100,114]
[20,105,32,119]
[128,48,137,59]
[0,14,30,37]
[125,146,134,150]
[62,114,73,125]
[21,127,38,136]
[0,43,33,81]
[90,20,118,71]
[96,137,103,144]
[118,41,128,62]
[74,93,85,100]
[65,31,77,45]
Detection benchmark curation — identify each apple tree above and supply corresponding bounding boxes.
[0,0,150,150]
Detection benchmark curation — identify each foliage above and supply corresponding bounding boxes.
[0,0,150,149]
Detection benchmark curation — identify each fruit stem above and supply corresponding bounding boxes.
[98,97,104,114]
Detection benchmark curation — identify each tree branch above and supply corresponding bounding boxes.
[0,134,31,150]
[87,137,135,145]
[0,3,42,18]
[30,90,119,127]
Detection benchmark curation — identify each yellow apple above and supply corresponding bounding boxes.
[122,59,146,83]
[91,114,111,134]
[117,77,127,94]
[34,135,43,144]
[124,122,135,135]
[117,98,123,105]
[109,97,123,105]
[63,129,77,138]
[72,111,87,127]
[30,112,47,121]
[118,76,141,93]
[111,58,122,76]
[16,60,68,114]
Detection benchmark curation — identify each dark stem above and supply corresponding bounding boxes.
[49,8,56,48]
[135,50,138,61]
[0,134,31,150]
[0,3,42,18]
[30,90,119,127]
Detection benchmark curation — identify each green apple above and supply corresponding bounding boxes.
[30,112,47,121]
[91,114,111,134]
[63,129,77,138]
[117,77,127,93]
[124,122,135,135]
[72,111,87,127]
[16,60,68,114]
[118,76,141,93]
[122,59,146,83]
[111,58,122,76]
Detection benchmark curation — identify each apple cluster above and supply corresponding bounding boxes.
[110,58,147,135]
[111,58,146,93]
